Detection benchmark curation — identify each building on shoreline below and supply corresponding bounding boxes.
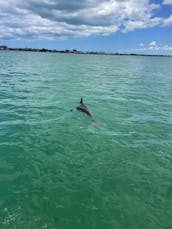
[0,45,7,50]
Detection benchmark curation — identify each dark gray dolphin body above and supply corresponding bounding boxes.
[76,98,93,119]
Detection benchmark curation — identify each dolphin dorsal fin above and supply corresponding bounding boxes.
[80,98,83,104]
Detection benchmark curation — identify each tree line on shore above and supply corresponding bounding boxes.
[0,45,170,57]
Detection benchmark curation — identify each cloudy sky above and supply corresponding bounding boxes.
[0,0,172,54]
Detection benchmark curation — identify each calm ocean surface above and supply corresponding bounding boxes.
[0,51,172,229]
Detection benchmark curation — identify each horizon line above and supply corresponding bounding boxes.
[0,45,171,57]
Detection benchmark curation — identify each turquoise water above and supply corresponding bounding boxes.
[0,51,172,229]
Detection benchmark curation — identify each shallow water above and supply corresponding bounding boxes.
[0,51,172,228]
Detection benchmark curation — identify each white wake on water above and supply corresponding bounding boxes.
[89,121,106,128]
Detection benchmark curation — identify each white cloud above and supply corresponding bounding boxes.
[0,0,170,40]
[163,15,172,26]
[163,0,172,5]
[123,17,162,32]
[133,41,172,54]
[149,41,157,47]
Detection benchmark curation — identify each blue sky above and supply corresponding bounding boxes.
[0,0,172,55]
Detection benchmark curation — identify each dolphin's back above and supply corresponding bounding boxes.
[76,98,105,127]
[76,98,93,119]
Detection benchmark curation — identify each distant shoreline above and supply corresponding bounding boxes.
[0,45,171,57]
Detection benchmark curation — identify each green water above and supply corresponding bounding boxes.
[0,51,172,229]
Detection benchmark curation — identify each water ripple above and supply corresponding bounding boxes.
[0,52,172,228]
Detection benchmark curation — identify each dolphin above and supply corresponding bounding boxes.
[74,98,106,128]
[76,98,94,120]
